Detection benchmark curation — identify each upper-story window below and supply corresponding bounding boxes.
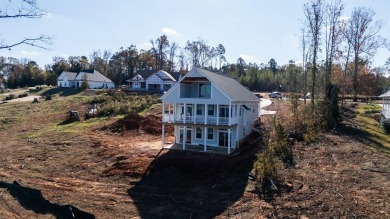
[199,83,211,98]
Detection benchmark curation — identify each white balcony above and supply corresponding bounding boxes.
[163,114,238,126]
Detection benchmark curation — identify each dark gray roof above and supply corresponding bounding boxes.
[197,68,259,102]
[170,72,185,81]
[379,90,390,97]
[134,70,156,80]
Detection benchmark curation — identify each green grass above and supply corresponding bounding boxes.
[355,104,390,156]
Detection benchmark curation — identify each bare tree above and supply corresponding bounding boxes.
[304,0,324,110]
[168,42,178,72]
[324,0,343,88]
[0,0,52,50]
[184,39,220,68]
[150,35,169,70]
[343,7,384,102]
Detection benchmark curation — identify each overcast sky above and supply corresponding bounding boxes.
[1,0,389,68]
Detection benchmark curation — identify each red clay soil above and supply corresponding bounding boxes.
[101,113,173,135]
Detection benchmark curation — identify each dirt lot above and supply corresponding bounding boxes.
[0,95,389,218]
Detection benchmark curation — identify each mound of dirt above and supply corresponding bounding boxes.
[102,113,173,135]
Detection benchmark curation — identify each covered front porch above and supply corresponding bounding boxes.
[163,143,234,155]
[161,125,238,155]
[380,90,390,119]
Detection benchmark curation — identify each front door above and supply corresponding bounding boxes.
[186,128,192,143]
[178,127,192,144]
[218,131,229,147]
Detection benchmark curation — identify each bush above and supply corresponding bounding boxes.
[5,94,16,100]
[253,146,279,193]
[18,93,28,98]
[381,118,390,134]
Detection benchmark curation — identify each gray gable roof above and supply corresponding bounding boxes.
[195,68,259,102]
[379,90,390,97]
[75,70,113,83]
[62,71,77,80]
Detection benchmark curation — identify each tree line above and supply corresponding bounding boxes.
[0,0,389,101]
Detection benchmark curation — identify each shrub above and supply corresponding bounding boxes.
[253,146,279,193]
[18,93,28,98]
[5,94,16,100]
[381,118,390,134]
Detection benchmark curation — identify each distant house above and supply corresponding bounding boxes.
[57,71,76,88]
[127,70,184,91]
[57,69,114,89]
[380,90,390,119]
[161,68,260,154]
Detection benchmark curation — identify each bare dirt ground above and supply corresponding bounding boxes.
[0,96,389,218]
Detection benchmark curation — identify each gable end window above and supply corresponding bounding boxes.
[199,83,211,98]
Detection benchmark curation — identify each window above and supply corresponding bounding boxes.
[199,83,211,98]
[207,128,214,139]
[208,105,215,116]
[196,127,202,139]
[219,106,229,118]
[196,105,204,115]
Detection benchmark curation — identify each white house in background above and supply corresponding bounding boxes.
[57,69,115,89]
[127,70,184,91]
[57,71,76,88]
[380,90,390,119]
[161,68,261,154]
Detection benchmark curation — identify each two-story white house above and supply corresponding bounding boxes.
[161,68,260,154]
[128,70,184,91]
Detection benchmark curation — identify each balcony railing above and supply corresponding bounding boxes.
[163,114,237,126]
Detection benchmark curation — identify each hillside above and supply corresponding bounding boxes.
[0,90,389,218]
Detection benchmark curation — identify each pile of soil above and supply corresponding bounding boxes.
[102,113,173,135]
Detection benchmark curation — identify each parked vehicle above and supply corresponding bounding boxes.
[269,92,282,98]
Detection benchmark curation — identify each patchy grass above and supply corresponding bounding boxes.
[356,104,390,156]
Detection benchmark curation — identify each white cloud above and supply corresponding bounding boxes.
[239,54,258,63]
[21,50,42,56]
[161,27,181,36]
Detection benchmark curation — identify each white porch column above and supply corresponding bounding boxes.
[204,127,207,152]
[168,103,171,122]
[228,128,231,154]
[184,103,186,124]
[236,126,239,147]
[162,101,165,122]
[162,125,165,148]
[183,126,186,150]
[229,102,232,125]
[205,104,208,125]
[217,104,219,125]
[194,103,197,124]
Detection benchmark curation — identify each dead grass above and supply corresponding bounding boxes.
[0,97,389,218]
[355,104,390,156]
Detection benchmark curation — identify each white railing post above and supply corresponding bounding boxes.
[228,129,231,154]
[217,105,219,126]
[204,127,207,152]
[205,104,208,125]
